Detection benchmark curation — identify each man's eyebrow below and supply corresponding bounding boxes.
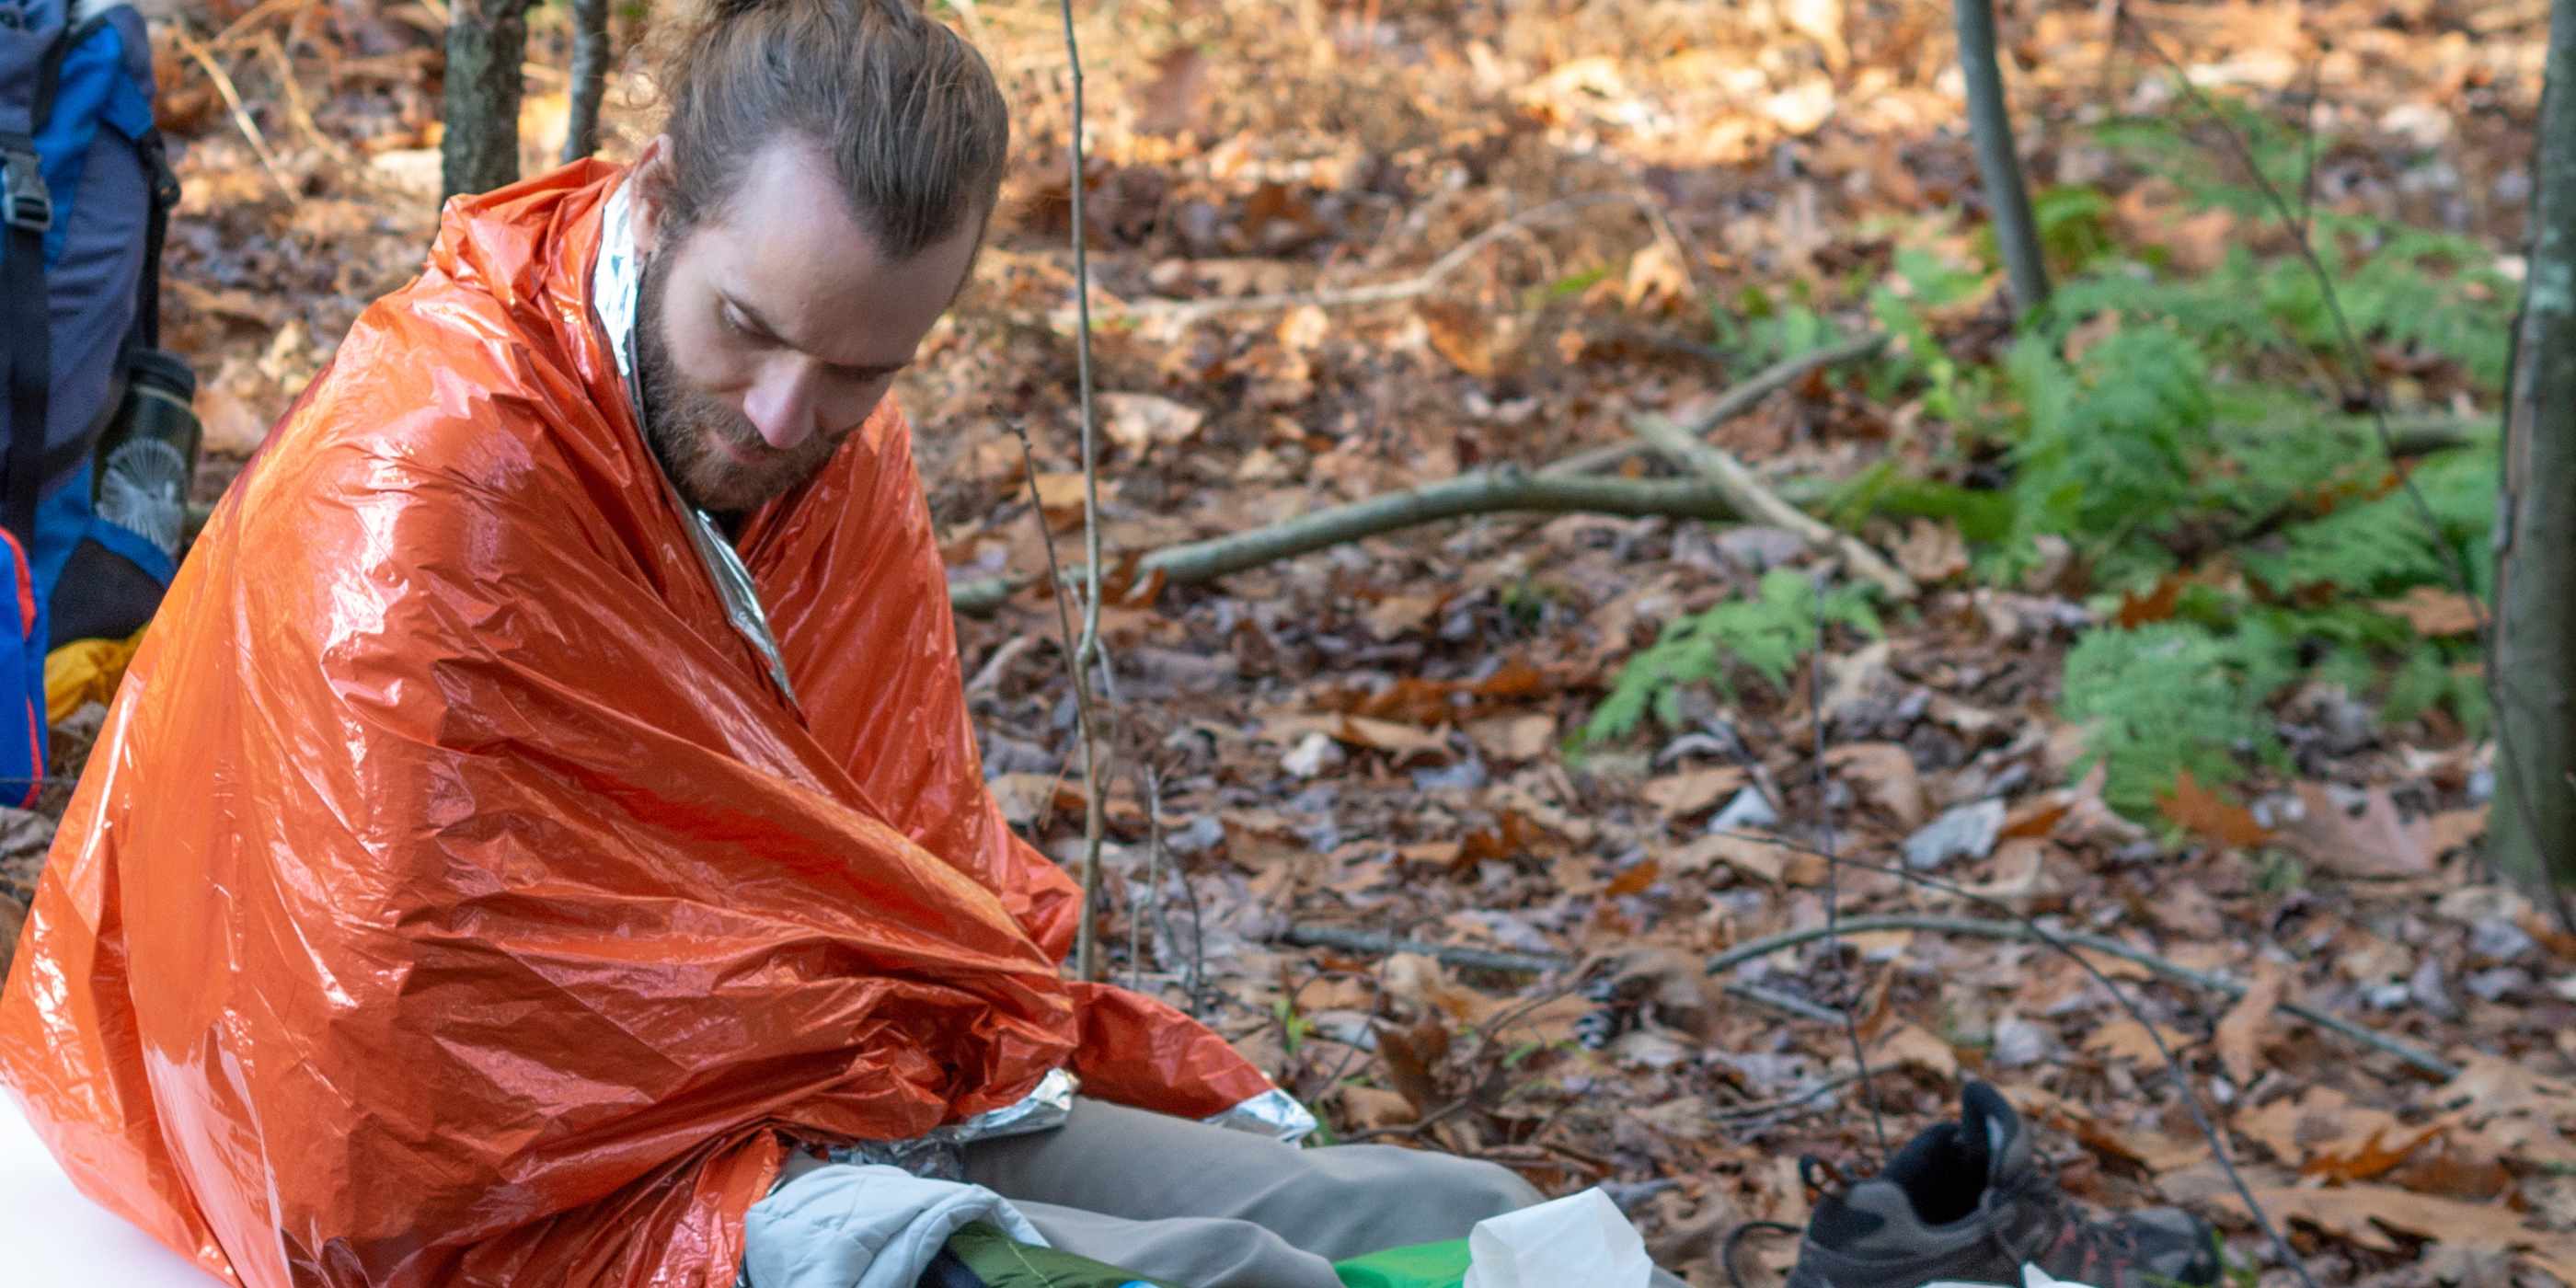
[724,293,909,376]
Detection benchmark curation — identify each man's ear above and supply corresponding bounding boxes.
[629,134,673,259]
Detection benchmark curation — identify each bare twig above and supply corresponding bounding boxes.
[1273,925,1842,1025]
[1808,575,1890,1157]
[952,337,1884,615]
[174,27,297,204]
[1698,911,2455,1080]
[1542,332,1888,477]
[962,634,1037,696]
[949,471,1754,613]
[207,0,320,52]
[1279,911,2455,1081]
[1059,0,1110,983]
[1105,192,1633,326]
[257,34,351,166]
[1631,413,1918,599]
[1008,423,1101,977]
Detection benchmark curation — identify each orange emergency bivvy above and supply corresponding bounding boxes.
[0,163,1279,1286]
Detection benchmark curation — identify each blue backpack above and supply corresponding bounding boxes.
[1,0,186,804]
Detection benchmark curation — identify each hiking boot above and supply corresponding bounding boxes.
[1784,1081,2221,1288]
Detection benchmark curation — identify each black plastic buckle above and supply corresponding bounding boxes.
[0,147,50,235]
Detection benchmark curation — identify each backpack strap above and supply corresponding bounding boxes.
[0,132,49,546]
[132,124,172,350]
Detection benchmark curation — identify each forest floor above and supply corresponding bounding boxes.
[36,0,2576,1283]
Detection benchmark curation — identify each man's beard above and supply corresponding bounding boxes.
[633,246,839,517]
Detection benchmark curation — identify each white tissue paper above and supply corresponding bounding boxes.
[1459,1187,1653,1288]
[1921,1266,2102,1288]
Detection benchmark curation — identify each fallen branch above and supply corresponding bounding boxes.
[1275,925,1842,1026]
[1544,333,1889,477]
[949,334,1885,615]
[1713,914,2458,1080]
[1630,413,1919,601]
[1279,914,2456,1080]
[949,471,1747,613]
[174,27,297,204]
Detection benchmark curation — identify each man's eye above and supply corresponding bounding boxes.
[720,307,756,339]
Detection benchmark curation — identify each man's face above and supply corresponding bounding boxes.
[631,137,979,516]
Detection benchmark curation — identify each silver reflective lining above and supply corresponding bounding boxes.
[823,1067,1080,1181]
[591,178,800,713]
[1202,1087,1318,1144]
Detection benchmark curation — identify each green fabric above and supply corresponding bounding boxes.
[942,1220,1187,1288]
[1333,1238,1473,1288]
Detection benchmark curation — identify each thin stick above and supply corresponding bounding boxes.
[1059,0,1110,983]
[1107,192,1633,326]
[207,0,319,52]
[1274,926,1841,1025]
[948,472,1754,613]
[1542,333,1888,477]
[257,33,351,166]
[949,338,1885,615]
[1809,581,1890,1157]
[1008,423,1100,973]
[1699,912,2455,1079]
[1631,412,1918,599]
[1279,913,2455,1079]
[174,28,296,204]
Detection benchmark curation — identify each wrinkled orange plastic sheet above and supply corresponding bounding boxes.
[1,163,1275,1287]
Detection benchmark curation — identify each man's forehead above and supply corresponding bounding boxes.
[674,140,973,370]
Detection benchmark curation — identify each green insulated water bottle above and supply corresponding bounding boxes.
[92,348,200,562]
[49,348,202,645]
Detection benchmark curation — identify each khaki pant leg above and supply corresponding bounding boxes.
[961,1098,1542,1259]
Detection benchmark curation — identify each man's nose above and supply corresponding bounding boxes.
[740,361,821,452]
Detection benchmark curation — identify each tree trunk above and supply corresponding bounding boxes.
[1955,0,2050,314]
[2491,0,2576,896]
[561,0,611,166]
[440,0,534,203]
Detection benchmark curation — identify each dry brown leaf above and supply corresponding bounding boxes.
[1374,1018,1451,1114]
[2281,782,2433,878]
[1641,766,1749,818]
[1870,1021,1958,1077]
[2115,572,2188,628]
[1959,838,2064,908]
[1621,243,1690,312]
[195,379,273,457]
[1362,593,1442,641]
[1130,45,1212,137]
[1097,391,1206,457]
[1333,1084,1417,1133]
[2374,586,2483,637]
[2426,806,2489,857]
[1464,714,1556,763]
[2073,1118,2211,1172]
[1892,519,1970,584]
[2214,958,2285,1087]
[1031,472,1123,526]
[2156,770,2273,848]
[2083,1018,2191,1065]
[1417,299,1513,380]
[1669,832,1779,882]
[2219,1185,2537,1253]
[1823,742,1926,829]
